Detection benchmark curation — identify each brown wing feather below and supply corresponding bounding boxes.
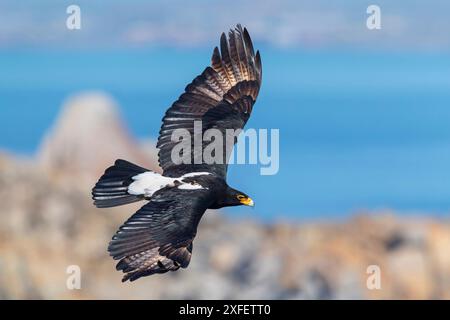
[157,24,262,177]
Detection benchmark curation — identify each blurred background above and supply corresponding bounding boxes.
[0,0,450,299]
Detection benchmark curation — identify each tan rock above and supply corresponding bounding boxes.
[37,91,159,187]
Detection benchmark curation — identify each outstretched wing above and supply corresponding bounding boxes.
[157,24,262,178]
[108,187,210,282]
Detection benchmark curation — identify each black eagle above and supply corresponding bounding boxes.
[92,24,262,282]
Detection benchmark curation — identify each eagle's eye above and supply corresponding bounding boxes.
[236,194,246,200]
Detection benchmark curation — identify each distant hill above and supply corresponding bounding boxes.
[1,0,448,50]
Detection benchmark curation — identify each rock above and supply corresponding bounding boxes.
[386,247,433,299]
[37,91,159,187]
[2,152,450,299]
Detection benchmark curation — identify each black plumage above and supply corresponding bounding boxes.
[92,160,148,208]
[158,24,261,178]
[92,24,262,282]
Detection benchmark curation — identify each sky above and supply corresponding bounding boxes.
[0,0,450,51]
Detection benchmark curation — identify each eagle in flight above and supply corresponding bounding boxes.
[92,24,262,282]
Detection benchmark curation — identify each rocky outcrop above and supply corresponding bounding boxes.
[37,92,160,188]
[1,152,449,299]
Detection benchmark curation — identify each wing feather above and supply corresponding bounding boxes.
[157,24,262,177]
[108,187,210,282]
[220,32,238,85]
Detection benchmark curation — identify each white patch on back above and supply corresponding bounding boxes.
[127,171,211,196]
[177,183,208,190]
[181,172,212,178]
[128,172,176,196]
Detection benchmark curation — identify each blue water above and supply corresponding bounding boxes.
[1,47,450,219]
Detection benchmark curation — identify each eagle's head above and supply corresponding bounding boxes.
[224,187,254,207]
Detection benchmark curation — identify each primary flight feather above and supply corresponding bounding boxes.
[92,24,262,282]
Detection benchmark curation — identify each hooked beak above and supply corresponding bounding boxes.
[240,197,254,207]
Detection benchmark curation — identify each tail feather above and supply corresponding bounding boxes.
[92,159,149,208]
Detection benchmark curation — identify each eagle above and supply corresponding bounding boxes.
[92,24,262,282]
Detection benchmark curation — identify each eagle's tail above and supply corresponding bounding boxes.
[92,159,148,208]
